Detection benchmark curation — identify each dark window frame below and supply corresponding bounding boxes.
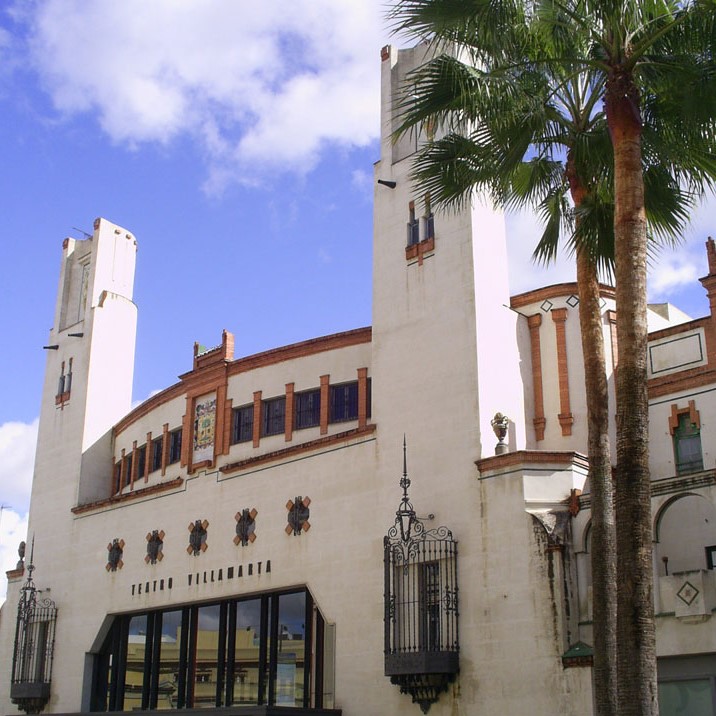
[231,404,254,444]
[91,588,324,711]
[294,389,321,430]
[674,413,704,475]
[329,381,359,423]
[150,437,163,473]
[262,396,286,437]
[168,428,182,465]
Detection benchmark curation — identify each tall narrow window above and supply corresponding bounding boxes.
[151,437,163,473]
[294,389,320,430]
[65,358,73,394]
[423,195,434,240]
[330,382,359,423]
[407,204,419,246]
[262,397,286,437]
[231,405,254,444]
[168,429,182,465]
[136,445,147,480]
[57,362,66,398]
[124,454,133,487]
[674,413,703,474]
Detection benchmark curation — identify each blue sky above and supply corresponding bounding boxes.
[0,1,714,599]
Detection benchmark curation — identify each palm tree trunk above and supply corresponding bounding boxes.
[606,74,658,716]
[576,247,617,716]
[569,164,618,716]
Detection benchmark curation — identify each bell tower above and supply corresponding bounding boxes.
[371,44,525,469]
[28,217,138,549]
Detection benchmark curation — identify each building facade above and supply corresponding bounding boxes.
[2,43,716,716]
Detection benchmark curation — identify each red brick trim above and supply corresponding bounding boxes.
[227,328,371,377]
[511,283,615,310]
[528,314,546,441]
[285,383,295,442]
[357,368,368,429]
[180,406,191,469]
[223,398,233,456]
[606,309,618,376]
[220,424,377,475]
[476,450,589,473]
[320,376,330,435]
[668,400,700,435]
[649,367,716,398]
[113,328,372,437]
[72,477,184,514]
[161,423,169,476]
[405,236,435,265]
[381,45,390,61]
[120,448,127,487]
[215,383,227,458]
[552,308,573,436]
[144,432,152,483]
[252,391,262,448]
[130,440,138,490]
[6,567,24,580]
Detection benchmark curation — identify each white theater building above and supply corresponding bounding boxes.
[2,43,716,716]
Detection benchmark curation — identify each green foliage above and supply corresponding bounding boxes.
[389,0,716,273]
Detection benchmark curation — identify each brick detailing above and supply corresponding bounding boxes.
[552,308,574,436]
[130,440,138,490]
[381,45,390,61]
[476,449,589,474]
[222,398,233,455]
[668,400,700,435]
[113,327,371,437]
[320,375,330,435]
[252,391,262,448]
[405,236,435,265]
[193,329,234,371]
[699,237,716,374]
[606,308,618,371]
[120,448,127,488]
[285,383,295,442]
[144,432,152,482]
[72,478,184,515]
[357,368,368,428]
[161,423,169,476]
[221,424,376,476]
[180,407,191,468]
[528,314,546,441]
[214,383,227,458]
[511,282,615,310]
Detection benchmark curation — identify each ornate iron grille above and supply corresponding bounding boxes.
[383,440,458,713]
[11,555,57,714]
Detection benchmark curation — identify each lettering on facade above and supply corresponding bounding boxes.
[129,560,271,596]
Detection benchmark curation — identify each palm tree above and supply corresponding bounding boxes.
[393,49,620,715]
[389,2,716,714]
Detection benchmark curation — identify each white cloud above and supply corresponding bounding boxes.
[0,508,29,606]
[648,256,700,297]
[0,419,37,514]
[0,419,36,605]
[19,1,388,188]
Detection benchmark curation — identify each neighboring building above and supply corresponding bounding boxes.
[2,43,716,716]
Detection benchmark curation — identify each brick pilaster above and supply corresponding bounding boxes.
[285,383,295,442]
[320,375,330,435]
[253,391,262,448]
[528,314,546,441]
[552,308,574,436]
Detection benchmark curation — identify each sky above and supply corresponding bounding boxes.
[0,1,714,603]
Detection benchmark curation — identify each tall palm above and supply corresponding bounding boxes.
[394,50,620,715]
[389,1,716,714]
